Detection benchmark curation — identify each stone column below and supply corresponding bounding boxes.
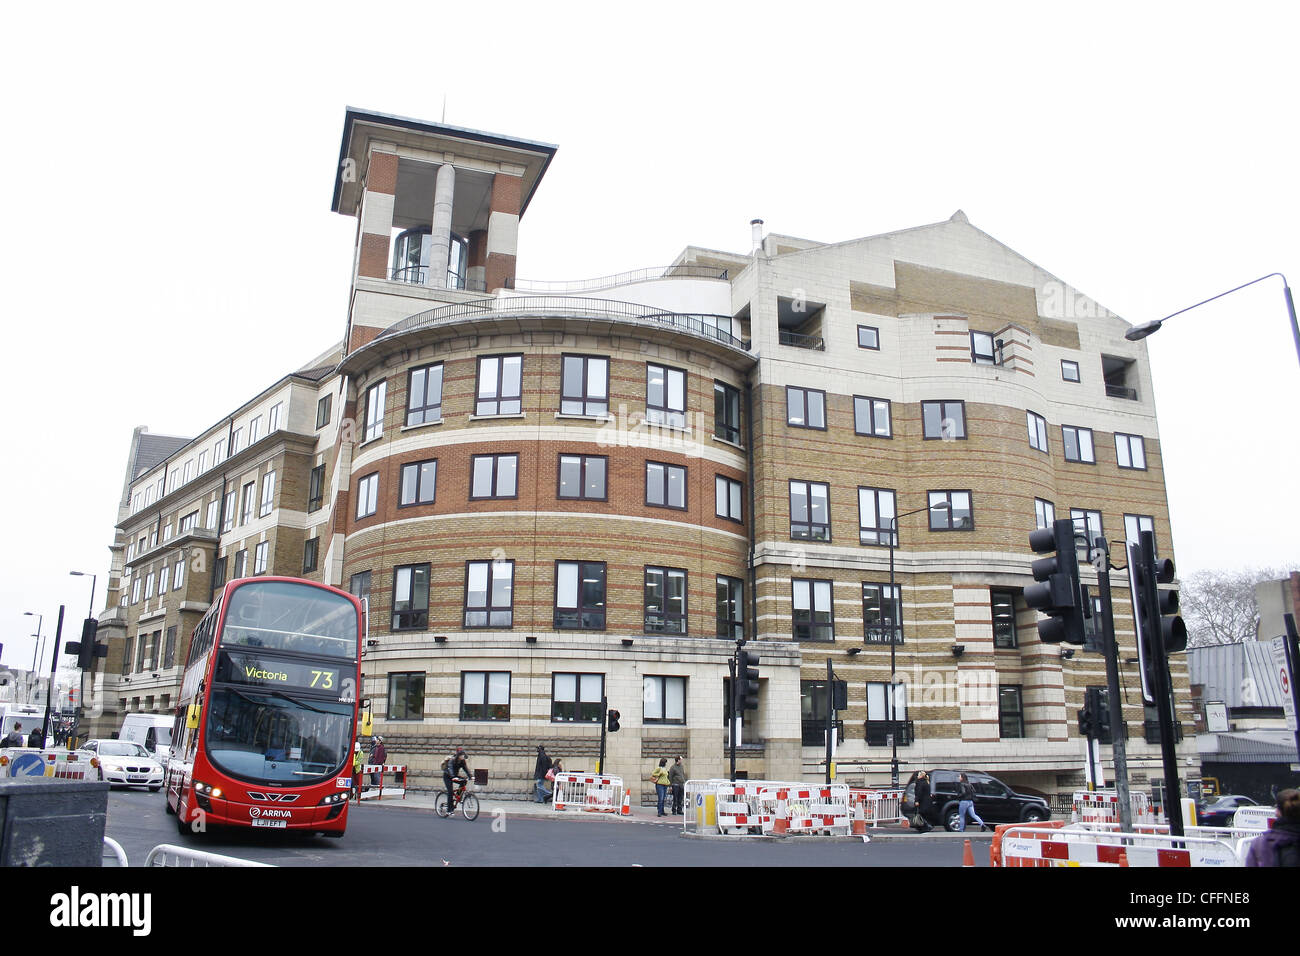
[426,161,456,289]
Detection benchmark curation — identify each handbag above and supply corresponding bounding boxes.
[545,768,555,781]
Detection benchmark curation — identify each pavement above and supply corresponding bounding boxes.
[353,787,995,841]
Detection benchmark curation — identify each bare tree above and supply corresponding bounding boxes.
[1180,566,1296,646]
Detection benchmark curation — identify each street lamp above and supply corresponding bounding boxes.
[878,499,965,788]
[23,612,43,704]
[69,570,97,620]
[1125,273,1300,372]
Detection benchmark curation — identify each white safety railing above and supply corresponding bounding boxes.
[998,823,1244,867]
[1233,806,1278,830]
[714,780,777,835]
[758,784,852,836]
[552,772,624,814]
[145,844,275,867]
[851,788,905,828]
[357,763,407,801]
[102,837,128,867]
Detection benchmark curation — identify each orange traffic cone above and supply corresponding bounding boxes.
[962,839,975,867]
[621,788,631,815]
[1117,849,1129,868]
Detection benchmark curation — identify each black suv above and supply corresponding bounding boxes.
[903,770,1051,831]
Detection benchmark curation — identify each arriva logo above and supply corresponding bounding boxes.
[250,807,292,819]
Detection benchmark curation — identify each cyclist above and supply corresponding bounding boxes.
[442,747,471,815]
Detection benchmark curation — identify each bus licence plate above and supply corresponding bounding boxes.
[251,818,287,828]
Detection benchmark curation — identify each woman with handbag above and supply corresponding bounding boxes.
[651,758,671,817]
[912,771,934,832]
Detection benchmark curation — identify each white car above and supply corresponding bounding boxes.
[80,739,164,792]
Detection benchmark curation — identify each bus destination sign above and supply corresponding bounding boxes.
[216,651,342,694]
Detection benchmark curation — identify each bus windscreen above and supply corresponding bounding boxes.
[220,580,358,659]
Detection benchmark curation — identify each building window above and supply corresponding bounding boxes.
[793,578,834,641]
[131,577,142,605]
[555,561,606,630]
[233,549,247,580]
[854,396,892,438]
[971,331,997,365]
[316,394,332,429]
[558,455,607,501]
[1034,498,1056,531]
[173,553,185,591]
[206,498,219,529]
[992,589,1018,648]
[303,536,319,574]
[179,511,199,533]
[164,626,177,669]
[399,459,437,507]
[800,680,834,744]
[645,363,686,428]
[269,403,282,433]
[929,490,973,530]
[259,471,276,517]
[158,565,170,595]
[1071,509,1104,556]
[230,427,243,456]
[1027,411,1049,453]
[123,636,135,675]
[356,472,379,519]
[858,487,897,546]
[392,564,430,631]
[214,438,227,466]
[644,676,686,724]
[1116,433,1147,470]
[1061,360,1080,383]
[240,481,256,525]
[866,682,910,746]
[862,583,902,644]
[476,355,523,416]
[922,400,966,440]
[561,355,609,417]
[363,380,386,442]
[716,575,744,641]
[308,464,325,512]
[349,570,371,604]
[387,672,425,721]
[464,560,514,628]
[786,386,826,429]
[406,363,444,426]
[222,489,235,533]
[552,673,604,723]
[470,454,519,499]
[790,480,831,541]
[461,672,511,721]
[1062,425,1096,464]
[715,475,743,522]
[254,541,269,575]
[714,382,742,444]
[1124,514,1157,555]
[857,325,880,350]
[211,556,227,596]
[248,415,262,446]
[646,461,687,510]
[999,685,1025,738]
[644,566,688,635]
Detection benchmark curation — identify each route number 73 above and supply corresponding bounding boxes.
[311,670,335,689]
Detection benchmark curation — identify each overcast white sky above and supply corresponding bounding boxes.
[2,2,1296,674]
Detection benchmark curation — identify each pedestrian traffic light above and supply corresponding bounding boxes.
[606,709,621,733]
[1025,518,1085,645]
[737,648,760,710]
[1077,705,1095,738]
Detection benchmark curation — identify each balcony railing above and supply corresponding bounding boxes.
[505,265,728,293]
[378,296,751,351]
[1105,383,1139,401]
[779,329,825,350]
[864,719,914,747]
[390,265,487,293]
[801,718,844,746]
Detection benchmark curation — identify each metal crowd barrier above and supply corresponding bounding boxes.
[1072,789,1155,826]
[145,844,275,867]
[998,823,1244,867]
[851,788,905,828]
[0,748,96,780]
[552,772,624,813]
[356,763,407,801]
[759,784,852,836]
[102,837,128,867]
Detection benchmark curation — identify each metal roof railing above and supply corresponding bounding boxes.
[504,265,728,294]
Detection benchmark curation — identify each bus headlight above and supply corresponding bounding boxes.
[317,792,348,806]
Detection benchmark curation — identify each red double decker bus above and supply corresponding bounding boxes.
[166,577,364,838]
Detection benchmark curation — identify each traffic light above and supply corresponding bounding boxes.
[1133,544,1187,701]
[1077,705,1096,738]
[606,709,621,733]
[1078,687,1115,743]
[75,619,100,670]
[1150,558,1187,655]
[736,648,760,711]
[1025,518,1085,645]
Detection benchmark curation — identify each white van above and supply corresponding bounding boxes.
[0,706,45,744]
[119,714,175,767]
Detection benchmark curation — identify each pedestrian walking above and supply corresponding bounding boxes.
[368,735,387,788]
[651,758,671,817]
[956,773,989,832]
[351,742,364,798]
[534,745,553,803]
[668,756,687,815]
[1245,788,1300,867]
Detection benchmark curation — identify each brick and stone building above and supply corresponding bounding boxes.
[91,108,1197,803]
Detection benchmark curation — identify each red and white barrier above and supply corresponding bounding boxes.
[1072,789,1154,826]
[357,764,407,801]
[552,772,624,814]
[759,784,852,836]
[850,788,905,828]
[998,824,1244,868]
[0,749,96,780]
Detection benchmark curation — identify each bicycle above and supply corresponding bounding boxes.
[435,777,480,821]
